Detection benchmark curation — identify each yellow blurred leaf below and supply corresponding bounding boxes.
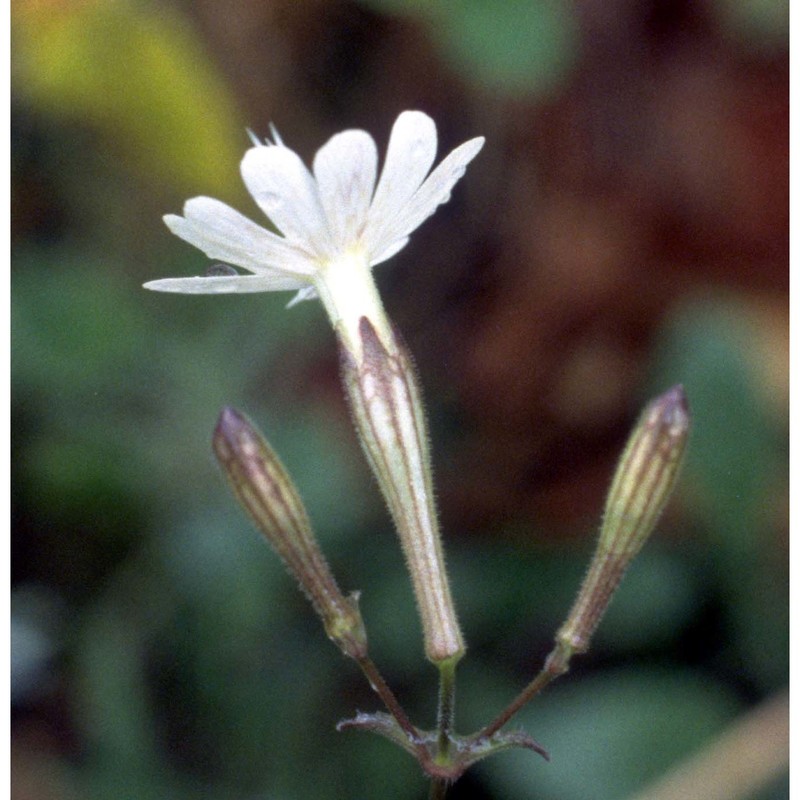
[13,0,246,196]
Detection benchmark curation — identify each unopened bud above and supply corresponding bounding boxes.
[555,385,691,657]
[213,406,367,659]
[339,317,464,664]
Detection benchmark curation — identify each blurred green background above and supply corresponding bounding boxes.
[11,1,787,799]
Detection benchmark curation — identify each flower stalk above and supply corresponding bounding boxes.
[556,383,691,657]
[475,385,691,741]
[143,112,697,792]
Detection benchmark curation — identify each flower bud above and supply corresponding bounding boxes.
[555,385,691,657]
[338,317,464,664]
[213,406,367,660]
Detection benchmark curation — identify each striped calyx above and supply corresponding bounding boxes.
[555,385,691,656]
[339,317,464,664]
[213,406,367,659]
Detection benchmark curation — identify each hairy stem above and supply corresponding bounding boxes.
[436,658,458,755]
[355,654,422,748]
[475,640,573,741]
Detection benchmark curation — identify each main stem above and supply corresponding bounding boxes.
[427,657,459,798]
[436,658,458,754]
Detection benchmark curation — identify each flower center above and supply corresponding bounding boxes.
[314,249,393,362]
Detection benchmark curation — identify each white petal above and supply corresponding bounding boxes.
[367,136,484,253]
[241,145,334,258]
[365,111,438,252]
[165,197,315,277]
[143,274,306,294]
[369,236,409,267]
[286,285,319,307]
[313,130,377,250]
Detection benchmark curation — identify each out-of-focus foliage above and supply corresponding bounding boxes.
[471,668,741,800]
[12,0,787,799]
[358,0,577,94]
[13,0,245,196]
[717,0,789,46]
[648,299,788,692]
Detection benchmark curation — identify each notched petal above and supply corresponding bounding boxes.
[313,130,378,249]
[367,111,438,238]
[241,145,334,257]
[366,136,484,254]
[165,197,315,277]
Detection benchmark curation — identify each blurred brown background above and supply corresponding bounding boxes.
[12,1,787,799]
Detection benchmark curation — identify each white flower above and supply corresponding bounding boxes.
[145,110,484,358]
[147,112,484,663]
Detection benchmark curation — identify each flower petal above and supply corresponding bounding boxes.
[369,236,409,268]
[143,274,306,294]
[364,111,437,254]
[241,145,334,259]
[165,197,315,277]
[367,136,484,253]
[286,285,319,307]
[313,130,377,250]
